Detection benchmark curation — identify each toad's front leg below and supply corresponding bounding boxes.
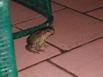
[25,44,40,54]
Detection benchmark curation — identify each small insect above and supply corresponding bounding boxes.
[25,26,55,53]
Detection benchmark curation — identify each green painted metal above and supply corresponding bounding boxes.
[13,0,53,39]
[0,0,18,77]
[0,0,53,77]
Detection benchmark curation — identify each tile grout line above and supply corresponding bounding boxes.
[53,7,67,13]
[52,1,103,22]
[15,12,103,31]
[13,15,42,25]
[18,36,103,73]
[12,1,67,26]
[14,1,103,73]
[84,6,103,13]
[82,13,103,21]
[13,8,67,30]
[13,7,67,26]
[13,26,23,30]
[46,41,66,53]
[18,57,78,77]
[18,59,48,72]
[18,53,62,72]
[13,8,67,34]
[13,1,103,30]
[47,36,103,54]
[64,36,103,52]
[47,60,79,77]
[52,1,68,8]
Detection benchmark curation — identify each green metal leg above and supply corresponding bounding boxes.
[0,0,53,77]
[0,0,18,77]
[13,0,53,39]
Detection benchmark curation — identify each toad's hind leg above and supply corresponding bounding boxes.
[30,41,44,54]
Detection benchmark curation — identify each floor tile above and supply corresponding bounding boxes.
[14,16,46,30]
[10,1,41,25]
[11,1,65,29]
[87,8,103,20]
[52,0,103,12]
[19,62,74,77]
[10,1,64,13]
[47,9,103,50]
[51,38,103,77]
[10,1,28,12]
[14,36,60,70]
[77,57,103,77]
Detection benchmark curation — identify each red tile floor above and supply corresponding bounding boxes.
[11,0,103,77]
